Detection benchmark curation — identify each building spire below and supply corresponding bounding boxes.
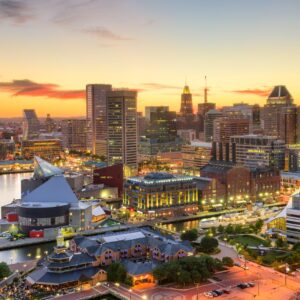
[204,75,208,103]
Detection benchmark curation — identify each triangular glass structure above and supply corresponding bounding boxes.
[33,156,64,179]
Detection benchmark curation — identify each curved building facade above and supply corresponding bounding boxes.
[18,202,70,233]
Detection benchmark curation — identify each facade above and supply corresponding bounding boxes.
[145,106,169,121]
[0,139,15,160]
[286,193,300,244]
[21,139,62,161]
[124,172,199,217]
[23,109,40,140]
[285,144,300,172]
[177,129,196,144]
[107,90,138,176]
[262,85,297,144]
[93,164,124,197]
[180,85,193,117]
[86,84,112,156]
[204,109,223,142]
[249,167,281,202]
[280,171,300,195]
[61,119,87,151]
[182,140,212,175]
[200,161,251,207]
[197,102,216,133]
[230,135,285,170]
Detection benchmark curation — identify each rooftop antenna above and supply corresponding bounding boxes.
[204,75,208,103]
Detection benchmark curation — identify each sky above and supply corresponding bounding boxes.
[0,0,300,117]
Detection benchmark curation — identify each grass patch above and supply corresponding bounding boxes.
[230,235,268,247]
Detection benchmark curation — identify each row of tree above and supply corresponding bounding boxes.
[153,256,225,286]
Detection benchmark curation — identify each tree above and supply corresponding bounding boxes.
[275,238,287,249]
[181,229,198,242]
[222,256,234,267]
[217,225,224,234]
[225,224,234,235]
[107,262,127,283]
[199,236,219,254]
[0,262,10,280]
[254,219,264,233]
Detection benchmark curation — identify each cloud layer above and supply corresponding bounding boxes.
[0,0,32,23]
[0,79,85,100]
[83,26,133,41]
[231,88,271,97]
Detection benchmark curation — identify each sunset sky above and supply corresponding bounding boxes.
[1,0,300,117]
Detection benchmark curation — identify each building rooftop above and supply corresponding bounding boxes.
[22,175,78,206]
[33,156,64,179]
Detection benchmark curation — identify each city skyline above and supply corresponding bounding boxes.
[1,0,300,117]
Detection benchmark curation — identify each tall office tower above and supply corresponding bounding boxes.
[297,106,300,143]
[23,109,40,140]
[145,106,168,121]
[252,104,261,129]
[213,117,250,161]
[86,84,112,156]
[45,114,56,133]
[137,112,146,137]
[204,109,223,142]
[263,85,297,144]
[180,85,193,116]
[145,106,177,140]
[61,119,87,152]
[230,135,286,169]
[107,90,138,176]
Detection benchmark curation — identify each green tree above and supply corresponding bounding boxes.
[0,262,10,280]
[181,229,198,242]
[107,262,127,283]
[217,225,224,234]
[254,219,264,233]
[199,236,219,254]
[222,256,234,267]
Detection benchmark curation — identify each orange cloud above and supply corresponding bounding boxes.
[231,88,271,97]
[0,79,85,100]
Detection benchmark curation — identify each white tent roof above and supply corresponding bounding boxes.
[92,206,105,216]
[22,175,78,206]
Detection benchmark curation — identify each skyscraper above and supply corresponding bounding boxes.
[86,84,112,156]
[107,90,138,176]
[263,85,297,144]
[23,109,40,140]
[61,119,87,152]
[204,109,223,142]
[180,85,193,116]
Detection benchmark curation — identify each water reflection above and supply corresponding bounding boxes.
[160,220,200,233]
[0,173,32,208]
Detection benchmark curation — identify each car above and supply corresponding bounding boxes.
[210,291,219,297]
[237,283,248,289]
[203,292,214,298]
[214,290,224,296]
[247,282,255,287]
[222,288,231,294]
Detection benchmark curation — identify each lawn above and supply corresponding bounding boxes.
[230,235,268,247]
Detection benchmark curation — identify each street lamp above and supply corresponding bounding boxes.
[129,288,132,300]
[142,295,147,300]
[285,263,290,286]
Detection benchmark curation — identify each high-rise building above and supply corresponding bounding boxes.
[61,119,87,152]
[204,109,223,142]
[23,109,40,140]
[107,90,138,176]
[45,114,56,133]
[286,193,300,244]
[145,106,168,121]
[86,84,112,156]
[230,135,286,169]
[182,140,212,175]
[262,85,297,144]
[180,85,193,116]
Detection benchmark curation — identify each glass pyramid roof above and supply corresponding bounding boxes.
[33,156,64,179]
